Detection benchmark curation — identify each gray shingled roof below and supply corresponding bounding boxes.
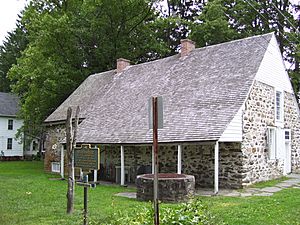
[45,33,273,144]
[0,92,20,117]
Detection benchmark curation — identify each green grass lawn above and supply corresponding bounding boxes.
[0,161,146,225]
[1,161,300,225]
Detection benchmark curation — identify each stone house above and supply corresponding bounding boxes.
[0,92,38,160]
[44,33,300,193]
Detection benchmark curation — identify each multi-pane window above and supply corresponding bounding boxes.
[285,130,290,140]
[8,119,13,130]
[276,91,283,121]
[267,127,286,160]
[51,162,61,173]
[7,138,12,150]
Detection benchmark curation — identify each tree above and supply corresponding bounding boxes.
[0,17,28,92]
[152,0,205,55]
[190,0,299,99]
[8,0,167,138]
[66,106,79,214]
[190,0,236,47]
[223,0,299,99]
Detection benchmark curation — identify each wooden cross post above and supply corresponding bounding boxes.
[152,97,159,225]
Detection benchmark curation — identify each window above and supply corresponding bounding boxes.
[32,141,37,151]
[285,130,291,142]
[8,119,13,130]
[267,127,285,160]
[275,91,283,121]
[7,138,12,150]
[51,162,61,173]
[267,127,276,159]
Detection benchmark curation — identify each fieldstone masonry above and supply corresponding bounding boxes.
[242,81,300,186]
[44,125,66,172]
[284,92,300,172]
[97,142,243,188]
[136,173,195,202]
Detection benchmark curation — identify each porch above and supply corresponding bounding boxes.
[61,142,244,193]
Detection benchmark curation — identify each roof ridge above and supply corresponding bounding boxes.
[89,32,274,78]
[194,32,274,52]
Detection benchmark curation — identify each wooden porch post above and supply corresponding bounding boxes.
[152,146,154,174]
[177,145,182,174]
[93,170,97,182]
[60,145,64,179]
[214,141,219,194]
[121,145,125,186]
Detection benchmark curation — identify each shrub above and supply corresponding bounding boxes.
[106,198,218,225]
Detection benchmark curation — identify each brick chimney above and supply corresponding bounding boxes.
[117,58,130,73]
[180,39,195,57]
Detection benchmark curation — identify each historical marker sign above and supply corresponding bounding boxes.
[74,145,100,171]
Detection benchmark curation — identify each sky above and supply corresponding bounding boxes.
[0,0,299,45]
[0,0,28,45]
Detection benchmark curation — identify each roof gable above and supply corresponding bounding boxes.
[0,92,20,117]
[255,34,294,93]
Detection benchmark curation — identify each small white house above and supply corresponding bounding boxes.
[0,92,38,159]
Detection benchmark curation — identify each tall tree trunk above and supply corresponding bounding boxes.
[66,107,74,214]
[66,106,80,214]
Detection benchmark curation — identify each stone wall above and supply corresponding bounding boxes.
[99,145,152,182]
[44,125,66,172]
[182,142,243,188]
[100,142,243,188]
[284,93,300,172]
[242,80,300,186]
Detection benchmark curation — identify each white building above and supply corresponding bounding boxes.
[0,92,38,159]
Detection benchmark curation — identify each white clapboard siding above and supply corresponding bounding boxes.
[0,117,24,156]
[255,34,293,93]
[219,107,243,142]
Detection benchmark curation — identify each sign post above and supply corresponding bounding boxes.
[153,97,159,225]
[149,96,163,225]
[83,175,88,225]
[74,144,100,225]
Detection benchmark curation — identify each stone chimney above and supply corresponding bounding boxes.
[117,58,130,73]
[180,39,195,57]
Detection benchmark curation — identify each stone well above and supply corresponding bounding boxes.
[136,173,195,203]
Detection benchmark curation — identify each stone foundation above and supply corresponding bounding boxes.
[0,156,23,161]
[136,173,195,202]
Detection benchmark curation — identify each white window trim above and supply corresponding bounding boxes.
[275,89,284,127]
[8,119,13,130]
[7,138,13,150]
[51,162,61,173]
[267,127,276,160]
[284,129,291,143]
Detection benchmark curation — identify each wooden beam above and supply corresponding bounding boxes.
[214,141,219,195]
[120,145,125,186]
[60,145,64,179]
[177,145,182,174]
[152,146,154,174]
[94,170,97,182]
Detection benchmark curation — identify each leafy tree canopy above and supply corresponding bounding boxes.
[0,0,298,139]
[8,0,169,137]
